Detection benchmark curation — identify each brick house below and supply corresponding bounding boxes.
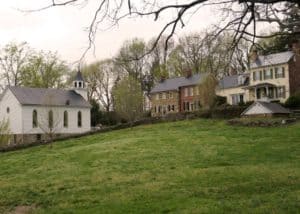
[217,42,300,104]
[150,73,207,117]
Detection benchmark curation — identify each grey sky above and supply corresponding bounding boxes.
[0,1,274,64]
[0,1,219,64]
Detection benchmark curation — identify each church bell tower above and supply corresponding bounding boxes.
[73,69,88,100]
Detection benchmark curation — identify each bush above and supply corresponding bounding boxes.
[0,120,11,147]
[211,105,247,119]
[285,92,300,108]
[214,96,227,106]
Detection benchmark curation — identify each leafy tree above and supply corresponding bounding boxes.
[0,119,11,147]
[21,51,68,88]
[256,3,300,55]
[198,74,218,109]
[0,42,32,88]
[112,76,143,125]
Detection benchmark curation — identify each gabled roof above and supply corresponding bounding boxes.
[150,73,208,93]
[7,86,91,108]
[241,101,291,115]
[218,74,249,89]
[250,51,294,69]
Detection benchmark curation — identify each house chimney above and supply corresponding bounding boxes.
[291,40,300,54]
[185,68,192,78]
[229,67,237,76]
[160,75,166,82]
[250,49,258,62]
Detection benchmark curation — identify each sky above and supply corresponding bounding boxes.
[0,0,220,65]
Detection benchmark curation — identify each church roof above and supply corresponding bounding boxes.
[75,71,84,81]
[7,86,91,108]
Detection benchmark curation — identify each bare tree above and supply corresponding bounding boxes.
[38,93,62,143]
[83,59,119,111]
[23,1,300,59]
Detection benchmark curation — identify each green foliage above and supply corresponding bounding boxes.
[0,41,31,86]
[285,92,300,108]
[112,76,143,124]
[20,51,68,88]
[0,119,11,147]
[214,95,227,106]
[1,119,300,213]
[198,74,218,109]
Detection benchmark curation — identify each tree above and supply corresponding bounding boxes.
[115,38,148,81]
[0,42,32,88]
[20,51,68,88]
[25,1,300,59]
[0,119,11,147]
[112,76,143,125]
[83,59,119,111]
[256,3,300,54]
[38,93,62,143]
[198,74,218,109]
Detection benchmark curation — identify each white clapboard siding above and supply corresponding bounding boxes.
[0,89,23,134]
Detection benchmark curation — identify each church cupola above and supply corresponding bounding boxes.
[73,69,88,101]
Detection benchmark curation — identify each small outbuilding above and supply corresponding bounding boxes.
[241,101,291,117]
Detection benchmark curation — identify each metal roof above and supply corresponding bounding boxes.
[241,101,291,115]
[218,74,249,89]
[250,51,294,69]
[150,73,208,93]
[8,86,91,108]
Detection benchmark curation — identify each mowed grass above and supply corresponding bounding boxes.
[0,119,300,214]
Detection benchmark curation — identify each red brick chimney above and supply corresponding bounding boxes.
[185,68,192,78]
[160,75,166,82]
[291,40,300,55]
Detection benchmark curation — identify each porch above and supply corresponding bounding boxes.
[245,83,285,101]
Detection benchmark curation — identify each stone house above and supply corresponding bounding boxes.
[216,42,300,104]
[0,71,91,144]
[150,73,207,117]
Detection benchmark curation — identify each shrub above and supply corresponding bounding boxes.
[211,105,247,119]
[214,96,227,106]
[0,119,11,147]
[285,92,300,108]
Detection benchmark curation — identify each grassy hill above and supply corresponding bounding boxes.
[0,119,300,213]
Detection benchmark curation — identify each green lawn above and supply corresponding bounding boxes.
[0,119,300,213]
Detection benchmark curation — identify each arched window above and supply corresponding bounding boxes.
[77,111,82,127]
[79,81,82,88]
[32,110,38,128]
[63,111,68,128]
[48,110,53,129]
[74,82,77,87]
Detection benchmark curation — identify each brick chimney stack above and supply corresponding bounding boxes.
[291,40,300,55]
[185,68,192,78]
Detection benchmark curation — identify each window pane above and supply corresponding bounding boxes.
[78,111,82,127]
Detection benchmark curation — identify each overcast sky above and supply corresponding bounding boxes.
[0,0,222,64]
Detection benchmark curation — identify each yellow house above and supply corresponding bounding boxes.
[217,45,300,105]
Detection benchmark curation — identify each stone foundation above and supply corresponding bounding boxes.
[8,133,75,146]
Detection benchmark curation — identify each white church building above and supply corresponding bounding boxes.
[0,71,91,144]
